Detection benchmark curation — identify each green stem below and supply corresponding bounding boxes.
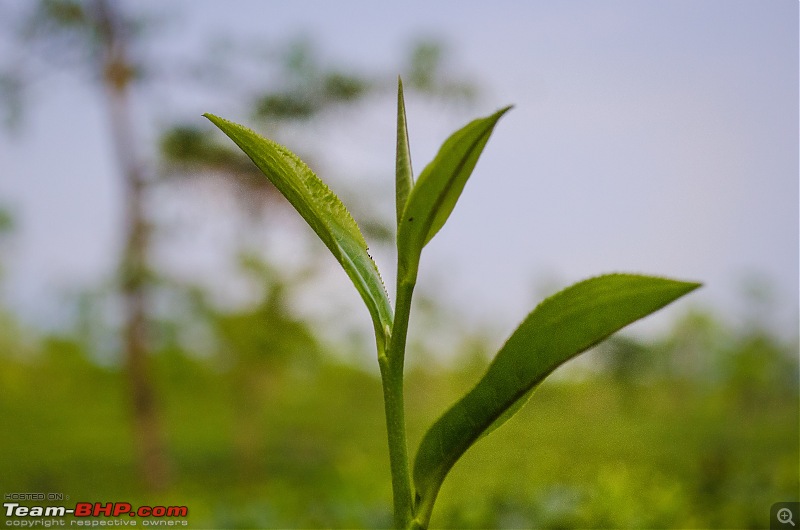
[381,276,417,528]
[380,360,412,528]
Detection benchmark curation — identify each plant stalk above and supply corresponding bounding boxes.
[381,276,417,528]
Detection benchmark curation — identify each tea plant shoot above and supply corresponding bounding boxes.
[204,78,700,529]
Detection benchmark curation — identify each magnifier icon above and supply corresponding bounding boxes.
[778,507,795,526]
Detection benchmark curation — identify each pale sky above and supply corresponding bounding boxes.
[0,1,797,345]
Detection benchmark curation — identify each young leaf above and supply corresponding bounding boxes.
[395,77,414,228]
[396,106,511,280]
[412,274,701,525]
[204,113,393,347]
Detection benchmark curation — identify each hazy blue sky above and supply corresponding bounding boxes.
[0,1,797,343]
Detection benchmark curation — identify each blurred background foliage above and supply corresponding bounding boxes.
[0,1,797,529]
[0,283,797,528]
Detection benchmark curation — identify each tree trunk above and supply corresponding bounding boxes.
[93,0,170,491]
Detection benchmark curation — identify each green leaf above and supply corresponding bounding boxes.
[204,113,393,347]
[396,106,511,280]
[412,274,701,524]
[395,77,414,228]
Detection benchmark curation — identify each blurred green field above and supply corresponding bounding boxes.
[1,319,797,529]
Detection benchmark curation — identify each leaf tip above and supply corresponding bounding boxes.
[681,281,703,297]
[496,105,514,118]
[202,113,225,128]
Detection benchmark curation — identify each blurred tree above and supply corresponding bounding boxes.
[651,309,725,382]
[0,206,12,232]
[199,255,321,480]
[406,38,477,101]
[6,0,172,490]
[0,206,28,360]
[2,0,476,492]
[598,335,652,384]
[720,328,798,405]
[159,36,477,240]
[0,205,12,278]
[0,71,23,130]
[252,39,370,122]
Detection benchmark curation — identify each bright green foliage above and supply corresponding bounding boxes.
[205,79,700,529]
[203,114,393,350]
[411,274,701,524]
[396,105,511,281]
[395,78,414,227]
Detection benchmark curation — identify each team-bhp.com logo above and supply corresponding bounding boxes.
[4,502,188,525]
